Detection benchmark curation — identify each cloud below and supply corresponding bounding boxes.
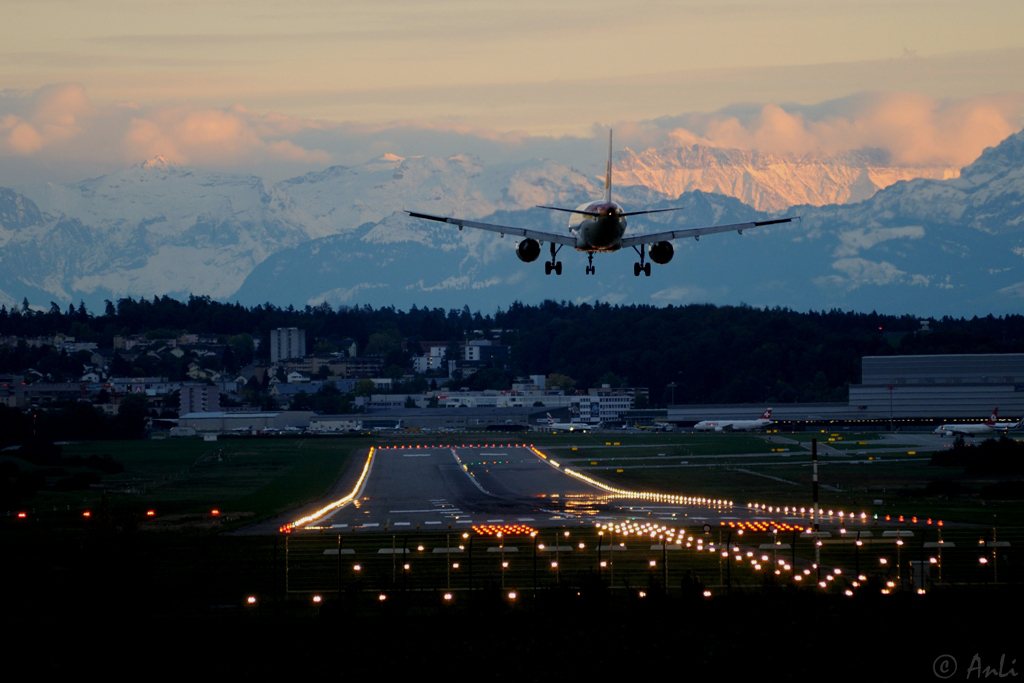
[997,282,1024,298]
[817,257,931,290]
[833,226,926,257]
[310,283,387,304]
[406,276,471,292]
[2,85,1023,188]
[650,286,709,303]
[618,93,1024,168]
[0,84,330,179]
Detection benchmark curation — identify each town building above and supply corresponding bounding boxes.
[270,327,306,363]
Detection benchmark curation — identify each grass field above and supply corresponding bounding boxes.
[6,436,370,527]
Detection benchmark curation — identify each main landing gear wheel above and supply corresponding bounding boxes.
[545,242,563,275]
[632,244,651,276]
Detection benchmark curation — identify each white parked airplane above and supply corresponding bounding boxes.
[694,408,773,432]
[406,132,797,276]
[933,408,1024,437]
[540,413,596,432]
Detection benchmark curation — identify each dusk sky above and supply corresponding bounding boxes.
[3,0,1024,184]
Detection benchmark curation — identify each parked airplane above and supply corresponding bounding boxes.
[540,413,596,433]
[406,131,797,276]
[694,408,773,432]
[933,408,1024,437]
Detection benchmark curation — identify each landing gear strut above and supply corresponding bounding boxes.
[545,242,563,275]
[632,244,651,276]
[586,252,595,275]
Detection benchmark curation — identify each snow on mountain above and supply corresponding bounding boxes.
[276,154,602,238]
[233,129,1024,317]
[614,144,959,212]
[2,128,1023,316]
[4,160,312,306]
[0,188,44,234]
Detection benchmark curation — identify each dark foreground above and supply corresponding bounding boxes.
[6,520,1022,680]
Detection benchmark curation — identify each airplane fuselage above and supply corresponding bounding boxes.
[570,202,626,252]
[694,419,771,432]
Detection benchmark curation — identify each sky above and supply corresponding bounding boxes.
[3,0,1024,185]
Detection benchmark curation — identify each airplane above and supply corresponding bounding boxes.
[406,131,797,276]
[933,408,1024,437]
[694,408,773,432]
[540,413,596,433]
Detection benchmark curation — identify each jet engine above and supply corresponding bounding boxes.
[516,238,541,263]
[649,241,674,265]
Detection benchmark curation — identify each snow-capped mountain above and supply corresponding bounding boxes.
[232,129,1024,316]
[614,145,959,212]
[1,159,311,307]
[1,128,1022,316]
[277,153,617,236]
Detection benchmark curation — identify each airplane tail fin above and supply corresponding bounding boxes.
[988,408,999,426]
[604,129,612,204]
[761,408,772,420]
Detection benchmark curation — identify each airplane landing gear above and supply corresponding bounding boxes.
[632,244,651,276]
[546,242,563,275]
[586,252,595,275]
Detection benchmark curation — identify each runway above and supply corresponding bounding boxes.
[309,443,742,532]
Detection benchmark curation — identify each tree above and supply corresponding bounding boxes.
[354,379,376,397]
[116,394,149,437]
[228,334,255,366]
[547,373,576,392]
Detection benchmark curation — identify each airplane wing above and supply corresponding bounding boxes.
[406,211,577,246]
[620,217,797,248]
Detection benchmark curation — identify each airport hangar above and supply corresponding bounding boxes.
[667,353,1024,428]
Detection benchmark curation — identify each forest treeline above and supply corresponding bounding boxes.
[3,296,1024,405]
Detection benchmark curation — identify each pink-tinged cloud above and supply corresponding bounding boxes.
[643,93,1024,168]
[0,84,330,170]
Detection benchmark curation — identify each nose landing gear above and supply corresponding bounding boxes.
[586,252,595,275]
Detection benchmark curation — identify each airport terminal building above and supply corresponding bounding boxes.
[669,353,1024,427]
